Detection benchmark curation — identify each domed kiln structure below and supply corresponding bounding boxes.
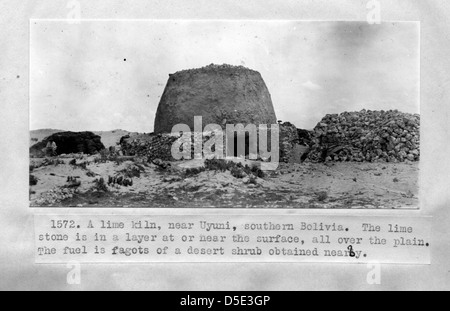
[154,64,277,133]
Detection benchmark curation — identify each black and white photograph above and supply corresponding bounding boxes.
[2,0,450,293]
[29,20,420,208]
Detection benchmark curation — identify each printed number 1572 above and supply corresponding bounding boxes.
[50,220,78,229]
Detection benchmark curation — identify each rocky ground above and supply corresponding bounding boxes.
[30,155,419,209]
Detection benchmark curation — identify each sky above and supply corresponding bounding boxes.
[30,20,420,132]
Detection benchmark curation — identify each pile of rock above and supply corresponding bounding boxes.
[119,133,179,162]
[307,110,420,163]
[297,128,312,146]
[119,132,216,161]
[33,187,76,206]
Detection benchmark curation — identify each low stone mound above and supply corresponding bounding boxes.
[30,131,105,157]
[307,110,420,163]
[121,125,314,164]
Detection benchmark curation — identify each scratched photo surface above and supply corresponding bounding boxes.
[29,20,420,209]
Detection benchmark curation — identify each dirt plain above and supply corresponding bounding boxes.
[29,155,419,209]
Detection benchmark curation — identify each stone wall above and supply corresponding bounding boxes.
[119,131,225,161]
[119,133,179,161]
[120,124,315,164]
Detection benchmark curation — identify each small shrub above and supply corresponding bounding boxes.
[69,159,77,166]
[203,159,265,179]
[30,175,38,186]
[122,178,133,187]
[65,176,81,188]
[184,167,206,178]
[251,167,265,178]
[43,159,65,166]
[107,175,134,187]
[93,178,108,192]
[231,167,245,179]
[99,149,109,160]
[51,159,65,166]
[317,191,328,202]
[121,165,143,178]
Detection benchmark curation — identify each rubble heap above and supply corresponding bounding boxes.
[307,110,420,163]
[119,133,179,162]
[279,123,313,163]
[121,125,314,164]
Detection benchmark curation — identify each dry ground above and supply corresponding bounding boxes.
[30,156,419,209]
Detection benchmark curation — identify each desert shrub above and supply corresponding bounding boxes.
[135,163,145,170]
[69,159,88,170]
[241,163,265,178]
[95,148,125,164]
[230,167,245,179]
[249,165,265,178]
[43,159,65,166]
[184,167,206,178]
[52,159,65,166]
[204,159,228,172]
[107,175,133,187]
[248,176,258,185]
[99,149,109,159]
[29,165,35,172]
[121,163,145,178]
[94,155,107,164]
[317,191,328,202]
[203,159,265,179]
[256,169,265,178]
[122,178,133,187]
[114,157,128,166]
[66,176,81,188]
[30,175,38,186]
[122,166,141,178]
[93,178,108,192]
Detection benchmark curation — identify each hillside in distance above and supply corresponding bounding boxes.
[30,129,138,149]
